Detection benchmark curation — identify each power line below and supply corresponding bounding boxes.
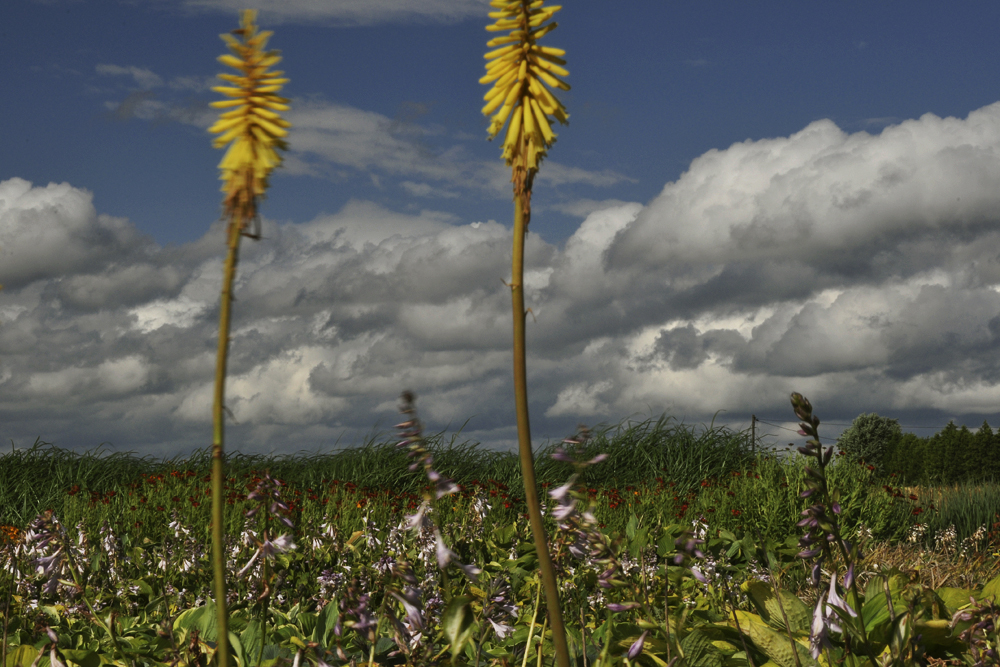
[751,417,961,431]
[753,419,837,444]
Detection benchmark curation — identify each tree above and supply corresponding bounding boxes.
[882,432,922,484]
[837,412,903,478]
[925,422,957,486]
[968,421,993,485]
[943,425,973,486]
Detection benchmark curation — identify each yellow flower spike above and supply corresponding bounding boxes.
[479,4,570,667]
[481,0,568,177]
[209,9,291,227]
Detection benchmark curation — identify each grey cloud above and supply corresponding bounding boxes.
[95,64,164,89]
[178,0,489,26]
[9,102,1000,458]
[0,179,156,288]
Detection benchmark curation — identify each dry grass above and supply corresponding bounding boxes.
[789,531,1000,607]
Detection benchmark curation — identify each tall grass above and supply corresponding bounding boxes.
[0,414,754,532]
[6,413,993,558]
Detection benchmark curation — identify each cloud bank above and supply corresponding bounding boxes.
[176,0,490,26]
[5,102,1000,459]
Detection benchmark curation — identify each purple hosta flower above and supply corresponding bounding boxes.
[23,511,84,598]
[488,618,515,640]
[427,468,461,499]
[825,573,857,624]
[482,575,518,640]
[341,579,378,639]
[598,564,619,589]
[548,479,575,502]
[550,447,575,463]
[434,528,456,569]
[810,593,835,659]
[237,533,297,579]
[627,630,649,660]
[690,566,708,584]
[245,473,295,529]
[44,627,67,667]
[809,572,858,659]
[405,500,432,532]
[673,534,705,565]
[607,602,641,612]
[432,528,480,582]
[390,586,425,631]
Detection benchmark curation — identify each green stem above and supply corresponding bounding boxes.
[510,197,570,667]
[1,540,13,667]
[212,215,243,667]
[60,535,133,667]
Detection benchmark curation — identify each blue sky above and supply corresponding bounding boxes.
[4,0,1000,461]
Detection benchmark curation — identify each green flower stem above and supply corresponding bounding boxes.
[813,464,877,666]
[510,196,570,667]
[1,543,14,667]
[60,535,134,667]
[211,213,243,667]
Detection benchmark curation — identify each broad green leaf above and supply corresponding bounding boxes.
[680,629,724,667]
[5,645,42,667]
[979,572,1000,603]
[441,595,475,663]
[312,598,339,647]
[240,618,264,667]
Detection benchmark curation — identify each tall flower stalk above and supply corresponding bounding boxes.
[480,3,570,667]
[207,10,291,667]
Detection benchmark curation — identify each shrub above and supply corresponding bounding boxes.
[837,412,902,477]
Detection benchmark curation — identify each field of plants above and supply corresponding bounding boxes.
[5,2,1000,665]
[4,410,1000,667]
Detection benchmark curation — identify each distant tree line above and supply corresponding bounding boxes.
[836,413,1000,487]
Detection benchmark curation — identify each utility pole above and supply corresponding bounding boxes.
[751,415,756,455]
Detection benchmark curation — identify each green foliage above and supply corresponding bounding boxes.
[836,412,902,477]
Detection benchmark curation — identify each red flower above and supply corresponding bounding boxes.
[912,508,923,515]
[909,494,918,501]
[731,509,740,516]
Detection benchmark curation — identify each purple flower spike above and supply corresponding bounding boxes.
[826,574,857,619]
[691,566,708,583]
[458,561,482,583]
[627,631,649,659]
[435,479,460,499]
[587,453,608,465]
[550,448,574,462]
[548,481,573,502]
[389,587,424,631]
[405,500,430,531]
[489,619,515,640]
[433,529,456,569]
[607,602,641,612]
[844,563,854,590]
